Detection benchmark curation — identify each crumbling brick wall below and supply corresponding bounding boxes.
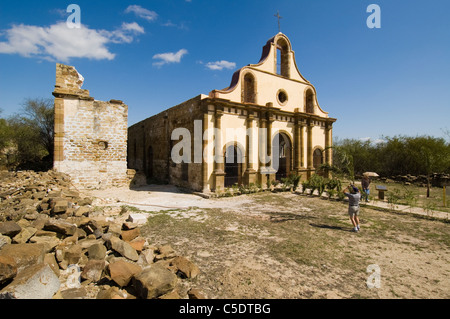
[52,63,128,189]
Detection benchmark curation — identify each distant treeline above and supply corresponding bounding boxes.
[332,135,450,179]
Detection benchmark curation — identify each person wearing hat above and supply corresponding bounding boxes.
[343,185,361,232]
[361,174,371,202]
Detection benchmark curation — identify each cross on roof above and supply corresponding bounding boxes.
[274,11,283,33]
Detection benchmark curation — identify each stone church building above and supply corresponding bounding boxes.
[51,33,336,191]
[127,33,336,192]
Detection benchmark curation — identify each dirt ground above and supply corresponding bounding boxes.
[85,185,450,299]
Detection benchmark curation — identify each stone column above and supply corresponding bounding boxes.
[324,122,333,178]
[325,122,333,166]
[300,122,305,169]
[294,118,301,172]
[202,111,210,192]
[53,98,64,164]
[306,121,314,178]
[213,107,225,191]
[266,113,276,183]
[258,115,267,185]
[245,113,257,185]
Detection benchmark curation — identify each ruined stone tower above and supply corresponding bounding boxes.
[52,64,128,189]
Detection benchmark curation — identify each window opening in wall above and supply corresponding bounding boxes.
[306,90,314,114]
[276,38,289,77]
[277,48,282,75]
[224,145,243,187]
[98,141,108,150]
[243,73,256,103]
[277,90,288,105]
[272,133,292,181]
[313,148,324,169]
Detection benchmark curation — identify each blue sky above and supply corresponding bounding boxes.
[0,0,449,142]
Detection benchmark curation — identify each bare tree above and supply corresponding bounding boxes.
[20,98,54,157]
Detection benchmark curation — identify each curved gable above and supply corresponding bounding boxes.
[210,33,329,117]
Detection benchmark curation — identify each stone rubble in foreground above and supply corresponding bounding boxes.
[0,170,204,299]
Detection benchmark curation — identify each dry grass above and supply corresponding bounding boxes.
[139,191,450,299]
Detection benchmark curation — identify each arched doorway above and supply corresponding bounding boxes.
[272,133,292,181]
[313,148,324,169]
[224,144,243,187]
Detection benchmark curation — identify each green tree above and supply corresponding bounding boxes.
[5,98,54,170]
[406,136,450,197]
[0,109,9,150]
[332,135,449,196]
[0,109,14,168]
[20,98,54,157]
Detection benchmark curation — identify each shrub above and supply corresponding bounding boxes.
[308,174,327,196]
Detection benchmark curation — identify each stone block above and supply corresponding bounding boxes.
[140,249,156,265]
[0,256,17,284]
[44,218,77,236]
[81,260,105,282]
[12,227,37,244]
[129,238,146,253]
[171,256,200,279]
[59,287,87,299]
[65,244,82,265]
[74,206,90,217]
[0,235,11,250]
[120,228,140,242]
[0,221,22,238]
[96,286,127,299]
[44,253,60,277]
[132,264,177,299]
[0,263,60,299]
[159,289,181,299]
[127,213,148,225]
[110,236,139,262]
[108,260,142,287]
[29,235,61,253]
[0,243,46,273]
[188,288,206,299]
[87,243,107,260]
[52,200,70,214]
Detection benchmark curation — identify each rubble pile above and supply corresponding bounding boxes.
[0,170,204,299]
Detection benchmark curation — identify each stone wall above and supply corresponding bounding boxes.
[128,95,205,191]
[53,64,128,189]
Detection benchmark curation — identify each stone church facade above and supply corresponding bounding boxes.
[128,33,337,192]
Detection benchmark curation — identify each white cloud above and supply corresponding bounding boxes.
[0,22,145,62]
[162,20,177,27]
[153,49,188,67]
[125,5,158,22]
[121,22,145,34]
[103,22,145,44]
[205,60,236,71]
